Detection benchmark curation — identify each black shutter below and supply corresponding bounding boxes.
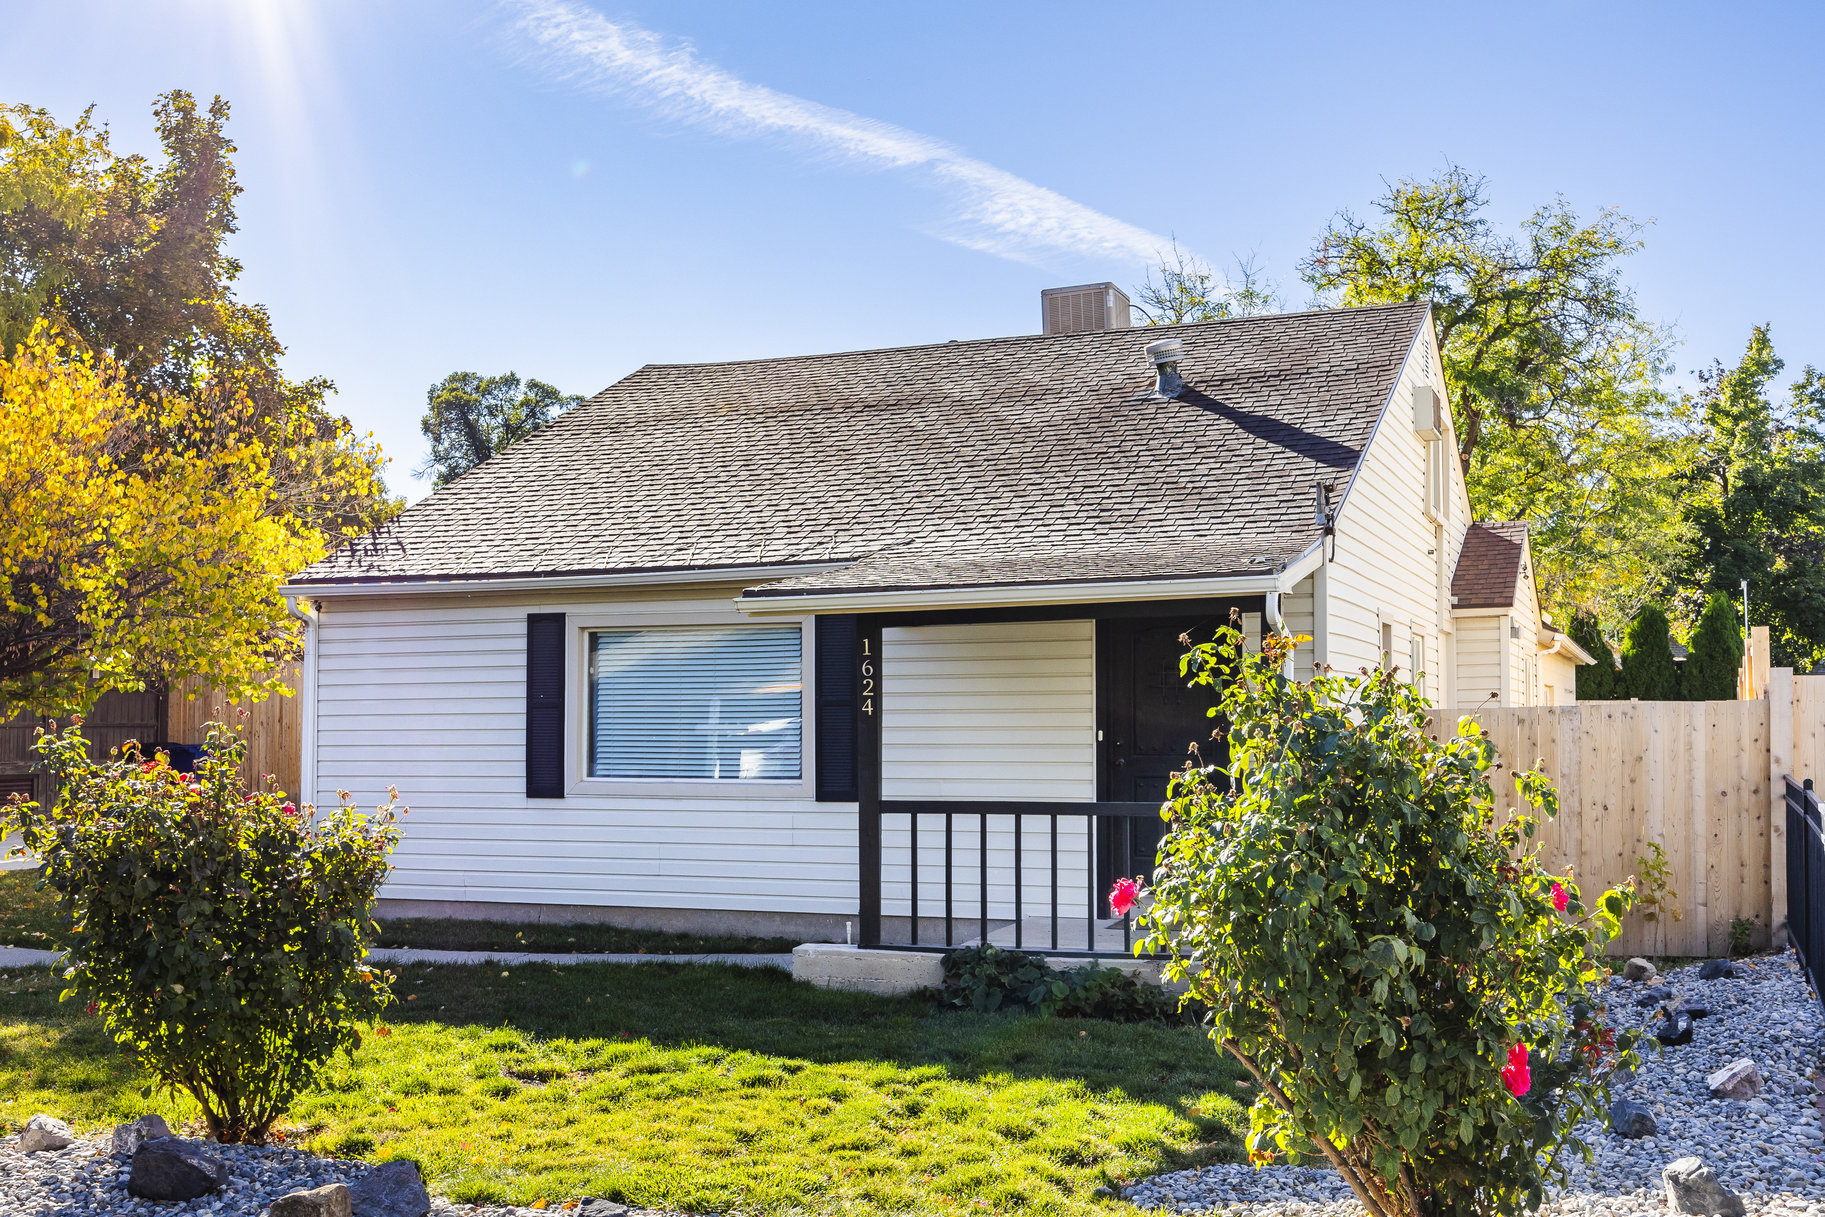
[815,614,859,802]
[526,613,566,799]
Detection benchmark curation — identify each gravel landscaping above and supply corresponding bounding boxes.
[1122,950,1825,1216]
[0,1132,697,1217]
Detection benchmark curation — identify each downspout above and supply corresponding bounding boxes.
[1265,590,1294,678]
[287,595,319,810]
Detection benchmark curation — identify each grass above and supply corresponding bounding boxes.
[0,960,1250,1215]
[0,870,800,955]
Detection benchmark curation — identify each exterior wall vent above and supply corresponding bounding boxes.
[1041,282,1133,335]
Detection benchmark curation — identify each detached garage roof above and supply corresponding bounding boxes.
[293,301,1431,598]
[1451,521,1532,610]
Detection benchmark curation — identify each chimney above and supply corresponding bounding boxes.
[1145,337,1184,398]
[1041,282,1132,335]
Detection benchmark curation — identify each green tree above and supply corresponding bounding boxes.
[1676,327,1825,670]
[1300,166,1694,632]
[0,93,398,543]
[1618,604,1679,700]
[1567,609,1619,700]
[1137,631,1634,1217]
[1133,241,1281,324]
[1682,592,1743,700]
[418,371,581,486]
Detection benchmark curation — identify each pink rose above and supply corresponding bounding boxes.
[1501,1042,1531,1097]
[1109,877,1140,916]
[1551,881,1569,913]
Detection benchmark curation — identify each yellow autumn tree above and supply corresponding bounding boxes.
[0,326,324,714]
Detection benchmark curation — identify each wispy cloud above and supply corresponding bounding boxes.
[501,0,1172,266]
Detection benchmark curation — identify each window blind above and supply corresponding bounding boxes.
[588,626,803,781]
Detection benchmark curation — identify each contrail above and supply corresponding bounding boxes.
[502,0,1172,265]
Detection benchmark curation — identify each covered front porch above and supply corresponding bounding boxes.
[839,597,1264,959]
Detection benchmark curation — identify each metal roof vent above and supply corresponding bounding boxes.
[1042,282,1132,335]
[1145,337,1184,398]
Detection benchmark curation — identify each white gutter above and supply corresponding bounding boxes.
[1540,631,1597,666]
[281,561,851,600]
[736,545,1326,617]
[287,595,320,809]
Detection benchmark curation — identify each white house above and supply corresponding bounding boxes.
[285,293,1586,948]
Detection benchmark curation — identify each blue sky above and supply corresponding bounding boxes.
[4,1,1821,497]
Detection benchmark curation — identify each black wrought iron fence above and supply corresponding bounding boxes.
[858,802,1165,958]
[1785,776,1825,1009]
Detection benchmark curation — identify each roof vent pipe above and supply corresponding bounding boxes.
[1145,337,1184,398]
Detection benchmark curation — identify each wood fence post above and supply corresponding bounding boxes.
[1771,666,1793,947]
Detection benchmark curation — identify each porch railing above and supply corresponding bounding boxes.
[1786,776,1825,1009]
[858,801,1165,958]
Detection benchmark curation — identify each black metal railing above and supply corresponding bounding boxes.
[1785,776,1825,1009]
[858,801,1165,958]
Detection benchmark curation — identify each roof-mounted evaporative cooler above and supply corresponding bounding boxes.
[1041,282,1132,335]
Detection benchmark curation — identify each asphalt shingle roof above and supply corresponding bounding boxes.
[296,302,1431,596]
[1451,520,1531,609]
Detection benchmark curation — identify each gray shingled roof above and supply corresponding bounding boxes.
[295,302,1430,595]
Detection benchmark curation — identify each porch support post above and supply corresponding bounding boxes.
[858,618,883,947]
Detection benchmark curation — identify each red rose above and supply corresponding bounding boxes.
[1109,877,1140,916]
[1550,882,1569,912]
[1501,1042,1531,1096]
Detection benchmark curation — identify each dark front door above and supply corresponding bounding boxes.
[1097,615,1232,907]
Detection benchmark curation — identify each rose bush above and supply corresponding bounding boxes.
[1132,630,1637,1217]
[1,719,403,1142]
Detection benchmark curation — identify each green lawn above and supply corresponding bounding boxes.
[0,960,1250,1215]
[0,869,799,955]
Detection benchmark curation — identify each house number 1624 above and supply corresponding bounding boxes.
[861,637,875,716]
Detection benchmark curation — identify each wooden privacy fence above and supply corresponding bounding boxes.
[167,662,303,798]
[1434,700,1772,959]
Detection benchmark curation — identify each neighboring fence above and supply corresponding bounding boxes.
[1435,700,1772,958]
[166,663,303,797]
[1783,777,1825,1008]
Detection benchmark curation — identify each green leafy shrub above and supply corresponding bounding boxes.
[0,719,403,1142]
[1620,604,1679,699]
[938,943,1184,1023]
[1136,632,1637,1217]
[1568,610,1619,700]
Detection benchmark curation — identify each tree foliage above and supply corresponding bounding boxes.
[0,92,398,543]
[1133,241,1282,325]
[3,720,402,1143]
[418,371,581,487]
[1682,592,1743,701]
[1300,166,1693,631]
[1675,327,1825,670]
[1135,631,1633,1217]
[1618,604,1678,700]
[1567,610,1618,701]
[0,328,330,713]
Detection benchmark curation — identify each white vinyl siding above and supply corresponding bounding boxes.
[1453,616,1504,706]
[879,620,1096,801]
[877,620,1095,923]
[1321,321,1470,684]
[309,585,852,916]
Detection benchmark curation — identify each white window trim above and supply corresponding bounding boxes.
[565,612,815,800]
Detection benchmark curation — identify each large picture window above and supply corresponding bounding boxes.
[587,626,803,781]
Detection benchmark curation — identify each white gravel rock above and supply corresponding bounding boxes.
[0,1133,703,1217]
[1122,950,1825,1217]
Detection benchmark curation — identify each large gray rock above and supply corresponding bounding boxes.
[127,1137,228,1201]
[1664,1156,1746,1216]
[271,1183,354,1217]
[577,1202,629,1217]
[349,1160,431,1217]
[1697,958,1737,980]
[19,1114,73,1153]
[1707,1058,1765,1100]
[1609,1096,1658,1138]
[110,1113,172,1156]
[1634,985,1675,1007]
[1623,957,1659,982]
